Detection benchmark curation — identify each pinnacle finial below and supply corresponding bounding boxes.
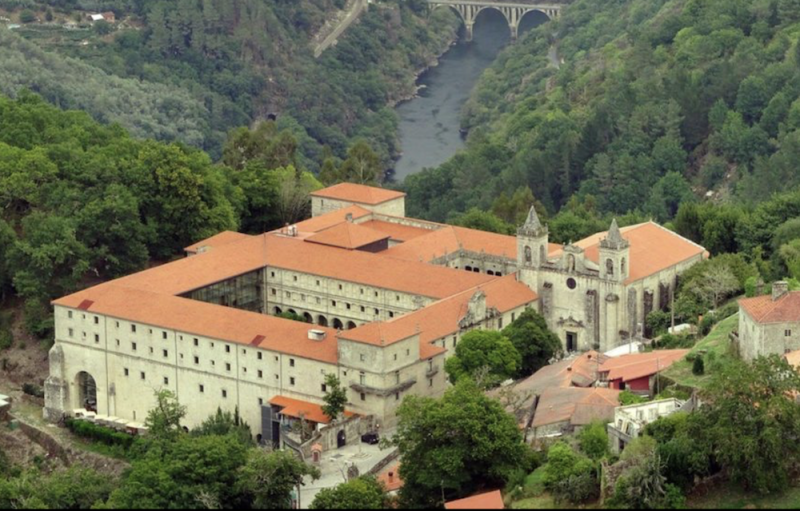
[601,218,629,250]
[525,206,542,230]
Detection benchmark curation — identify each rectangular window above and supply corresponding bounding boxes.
[321,384,327,392]
[338,284,343,290]
[131,325,137,333]
[360,372,365,385]
[316,280,320,286]
[293,275,298,282]
[290,377,295,386]
[163,350,168,358]
[194,356,199,365]
[222,390,227,398]
[94,316,99,325]
[199,385,204,393]
[95,334,100,343]
[290,358,295,367]
[346,303,351,310]
[331,300,337,307]
[361,306,365,313]
[124,368,129,377]
[116,339,120,347]
[258,370,263,379]
[164,377,169,385]
[226,345,231,353]
[271,271,275,278]
[226,363,231,372]
[140,372,146,380]
[194,338,199,346]
[360,393,366,401]
[68,311,73,319]
[132,342,137,352]
[389,312,395,318]
[271,288,277,296]
[258,352,263,360]
[162,332,168,340]
[68,328,74,338]
[259,398,264,406]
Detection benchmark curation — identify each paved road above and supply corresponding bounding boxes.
[314,0,368,58]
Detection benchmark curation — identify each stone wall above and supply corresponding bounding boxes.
[294,414,376,459]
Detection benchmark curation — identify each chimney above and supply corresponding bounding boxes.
[773,281,789,301]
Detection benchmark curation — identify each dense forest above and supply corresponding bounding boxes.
[406,0,800,231]
[0,0,459,162]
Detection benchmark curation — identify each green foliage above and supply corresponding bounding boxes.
[0,465,114,510]
[144,390,187,441]
[501,308,561,378]
[702,356,800,494]
[321,374,348,423]
[448,208,515,235]
[619,390,648,407]
[237,449,320,510]
[65,419,137,451]
[106,434,249,509]
[646,310,672,338]
[392,378,528,508]
[578,422,609,461]
[310,476,388,510]
[277,311,310,323]
[542,442,598,504]
[21,383,43,398]
[444,330,520,389]
[192,407,254,447]
[692,356,705,376]
[19,9,35,23]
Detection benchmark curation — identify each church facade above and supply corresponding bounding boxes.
[44,183,706,438]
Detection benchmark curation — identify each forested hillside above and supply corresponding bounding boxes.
[0,0,459,162]
[406,0,800,224]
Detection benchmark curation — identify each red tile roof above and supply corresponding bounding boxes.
[339,274,537,347]
[53,285,342,364]
[269,396,354,425]
[599,350,689,383]
[445,490,504,510]
[292,205,373,234]
[184,231,252,254]
[305,222,390,250]
[358,220,432,242]
[509,351,608,395]
[311,183,406,205]
[531,387,620,428]
[376,463,404,492]
[552,222,707,284]
[739,291,800,324]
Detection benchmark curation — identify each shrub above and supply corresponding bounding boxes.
[579,422,609,460]
[654,333,696,349]
[692,356,705,376]
[619,390,648,406]
[19,9,36,23]
[0,329,12,351]
[22,383,44,398]
[65,419,137,451]
[646,310,671,338]
[552,470,599,505]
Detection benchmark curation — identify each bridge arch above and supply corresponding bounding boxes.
[428,1,559,41]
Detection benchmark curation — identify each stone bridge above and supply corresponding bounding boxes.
[428,0,566,40]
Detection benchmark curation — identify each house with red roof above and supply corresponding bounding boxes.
[445,490,505,509]
[739,282,800,361]
[597,349,689,395]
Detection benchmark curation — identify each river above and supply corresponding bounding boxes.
[392,11,511,181]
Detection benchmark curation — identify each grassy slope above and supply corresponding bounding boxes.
[688,483,800,509]
[662,313,739,389]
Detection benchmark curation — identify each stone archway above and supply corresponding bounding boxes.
[333,318,344,330]
[303,312,313,324]
[76,371,97,412]
[318,315,329,327]
[346,321,357,330]
[517,9,551,37]
[273,306,283,316]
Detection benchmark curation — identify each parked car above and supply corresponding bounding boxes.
[361,432,380,445]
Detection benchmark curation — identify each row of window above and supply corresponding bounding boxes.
[272,289,397,318]
[123,368,301,388]
[269,271,405,301]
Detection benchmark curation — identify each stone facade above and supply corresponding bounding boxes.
[738,283,800,361]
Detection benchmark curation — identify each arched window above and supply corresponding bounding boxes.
[621,258,626,275]
[568,255,576,272]
[525,246,532,264]
[606,259,614,276]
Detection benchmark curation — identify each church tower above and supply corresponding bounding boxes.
[599,219,630,283]
[517,206,548,291]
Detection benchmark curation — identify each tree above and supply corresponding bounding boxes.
[272,166,323,226]
[321,374,348,423]
[578,422,609,461]
[448,208,515,235]
[337,141,382,185]
[192,407,253,446]
[501,309,561,378]
[237,449,320,510]
[144,390,187,441]
[690,264,740,309]
[392,379,528,508]
[310,476,388,509]
[543,442,598,504]
[107,434,249,509]
[645,172,695,222]
[692,356,705,376]
[702,356,800,494]
[444,330,521,389]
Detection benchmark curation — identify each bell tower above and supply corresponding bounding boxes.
[517,206,548,289]
[599,219,630,283]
